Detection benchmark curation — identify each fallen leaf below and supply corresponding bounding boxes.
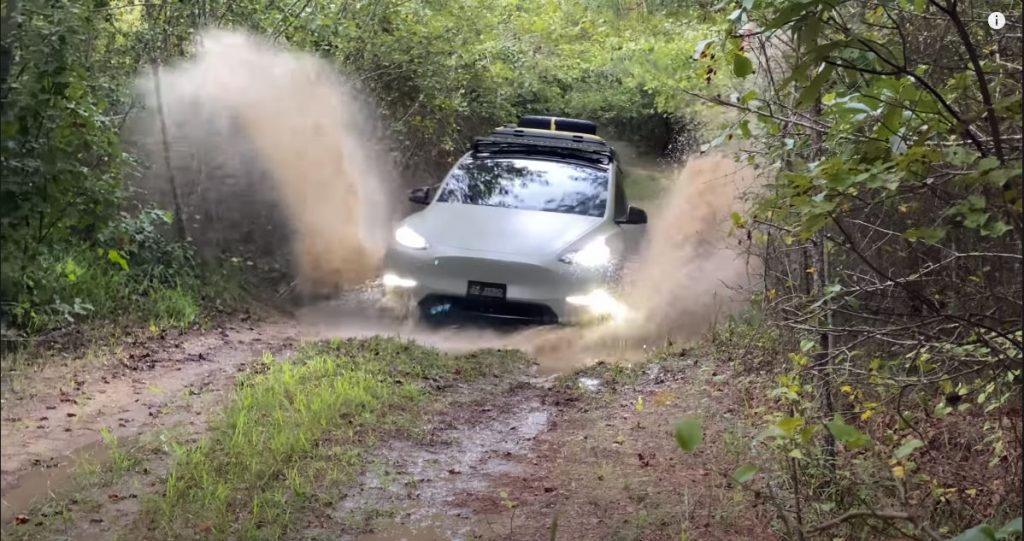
[66,412,77,418]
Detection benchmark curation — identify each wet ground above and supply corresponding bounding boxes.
[1,297,768,540]
[327,380,556,540]
[0,320,301,525]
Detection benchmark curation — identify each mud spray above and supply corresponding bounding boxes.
[130,29,756,372]
[132,29,395,295]
[524,155,758,373]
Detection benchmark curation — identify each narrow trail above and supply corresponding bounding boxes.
[1,298,766,540]
[0,319,302,523]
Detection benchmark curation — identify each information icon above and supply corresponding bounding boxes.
[989,12,1006,30]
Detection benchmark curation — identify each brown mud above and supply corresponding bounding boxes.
[1,308,769,540]
[0,319,301,524]
[324,378,559,540]
[317,349,771,541]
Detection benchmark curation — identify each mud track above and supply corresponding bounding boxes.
[1,305,767,540]
[0,319,301,523]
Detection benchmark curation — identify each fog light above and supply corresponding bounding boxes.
[566,289,627,320]
[382,272,417,288]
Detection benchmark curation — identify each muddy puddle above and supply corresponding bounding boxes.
[0,439,113,524]
[297,285,652,377]
[331,392,552,540]
[297,287,531,355]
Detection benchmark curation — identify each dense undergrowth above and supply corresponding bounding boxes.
[1,207,247,337]
[686,0,1022,538]
[707,315,1022,540]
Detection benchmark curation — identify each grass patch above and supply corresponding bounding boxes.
[146,286,201,330]
[144,337,526,539]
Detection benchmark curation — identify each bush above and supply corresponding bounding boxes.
[0,206,229,336]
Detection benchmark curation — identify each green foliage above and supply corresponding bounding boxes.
[693,0,1022,537]
[1,206,216,333]
[824,414,871,450]
[0,1,242,337]
[1,2,129,249]
[673,417,703,452]
[892,438,924,460]
[216,0,728,167]
[732,463,758,484]
[951,517,1023,541]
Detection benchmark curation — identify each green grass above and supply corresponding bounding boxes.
[145,337,526,540]
[146,286,201,330]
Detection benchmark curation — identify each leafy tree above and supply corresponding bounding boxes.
[697,0,1022,537]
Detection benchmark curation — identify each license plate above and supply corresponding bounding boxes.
[467,280,507,300]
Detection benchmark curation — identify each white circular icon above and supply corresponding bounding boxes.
[989,12,1006,30]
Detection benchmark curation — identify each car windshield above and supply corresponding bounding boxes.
[435,157,609,218]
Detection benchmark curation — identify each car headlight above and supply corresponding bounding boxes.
[394,225,428,250]
[566,289,628,321]
[559,237,611,267]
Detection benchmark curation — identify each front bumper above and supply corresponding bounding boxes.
[382,244,623,324]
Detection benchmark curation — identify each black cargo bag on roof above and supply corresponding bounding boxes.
[517,115,598,135]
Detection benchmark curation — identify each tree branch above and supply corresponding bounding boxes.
[806,510,912,533]
[935,0,1007,162]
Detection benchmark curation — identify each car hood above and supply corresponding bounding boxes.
[406,202,604,255]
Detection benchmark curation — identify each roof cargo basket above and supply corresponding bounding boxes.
[518,115,598,135]
[471,126,615,165]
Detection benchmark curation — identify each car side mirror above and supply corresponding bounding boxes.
[408,186,433,205]
[616,205,647,225]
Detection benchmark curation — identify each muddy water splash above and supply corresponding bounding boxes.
[133,29,396,295]
[525,154,758,372]
[298,153,758,374]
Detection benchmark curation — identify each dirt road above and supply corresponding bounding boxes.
[1,306,767,540]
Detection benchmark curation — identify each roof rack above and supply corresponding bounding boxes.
[471,126,615,164]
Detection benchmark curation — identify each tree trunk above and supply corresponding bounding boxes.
[0,0,19,102]
[151,62,188,242]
